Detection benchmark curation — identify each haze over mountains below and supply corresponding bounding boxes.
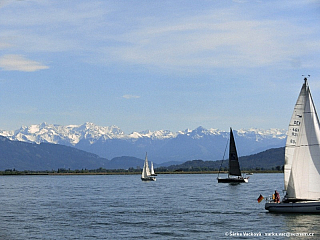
[0,122,287,164]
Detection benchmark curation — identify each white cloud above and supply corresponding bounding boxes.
[122,95,140,99]
[107,17,312,70]
[0,39,12,50]
[97,2,320,72]
[0,0,10,9]
[0,1,319,72]
[0,54,49,72]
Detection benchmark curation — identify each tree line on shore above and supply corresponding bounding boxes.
[0,164,284,175]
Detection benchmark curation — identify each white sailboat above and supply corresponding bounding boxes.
[265,76,320,213]
[150,162,157,176]
[141,153,156,181]
[217,128,249,183]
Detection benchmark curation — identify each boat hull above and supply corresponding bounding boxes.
[141,177,156,181]
[217,177,248,183]
[265,201,320,213]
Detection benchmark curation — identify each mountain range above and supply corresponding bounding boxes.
[0,135,284,171]
[0,122,287,163]
[0,136,108,171]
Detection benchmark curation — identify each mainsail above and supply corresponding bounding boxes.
[286,79,320,200]
[284,82,307,190]
[229,128,241,176]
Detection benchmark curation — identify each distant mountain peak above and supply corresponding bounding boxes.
[195,126,206,131]
[0,123,287,143]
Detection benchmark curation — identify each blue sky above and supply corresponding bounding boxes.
[0,0,320,133]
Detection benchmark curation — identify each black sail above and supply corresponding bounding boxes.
[228,128,241,176]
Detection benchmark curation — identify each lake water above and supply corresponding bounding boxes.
[0,173,319,239]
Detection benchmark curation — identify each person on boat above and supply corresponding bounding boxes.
[274,190,280,203]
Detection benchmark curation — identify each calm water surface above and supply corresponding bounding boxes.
[0,173,319,239]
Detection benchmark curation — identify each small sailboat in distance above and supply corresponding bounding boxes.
[217,128,248,183]
[141,152,156,181]
[265,76,320,213]
[150,162,157,176]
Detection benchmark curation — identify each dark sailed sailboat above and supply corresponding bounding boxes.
[217,128,249,183]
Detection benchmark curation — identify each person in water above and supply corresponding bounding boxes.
[274,190,280,203]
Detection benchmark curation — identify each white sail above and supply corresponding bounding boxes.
[141,159,147,178]
[141,153,151,179]
[150,162,155,175]
[286,79,320,200]
[284,82,307,190]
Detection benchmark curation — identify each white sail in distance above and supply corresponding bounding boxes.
[150,162,155,175]
[141,153,151,179]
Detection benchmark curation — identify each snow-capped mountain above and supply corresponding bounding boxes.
[4,122,125,145]
[0,122,287,163]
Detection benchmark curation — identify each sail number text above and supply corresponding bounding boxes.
[294,120,301,125]
[291,127,299,138]
[290,139,296,144]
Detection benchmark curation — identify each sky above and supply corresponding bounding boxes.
[0,0,320,133]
